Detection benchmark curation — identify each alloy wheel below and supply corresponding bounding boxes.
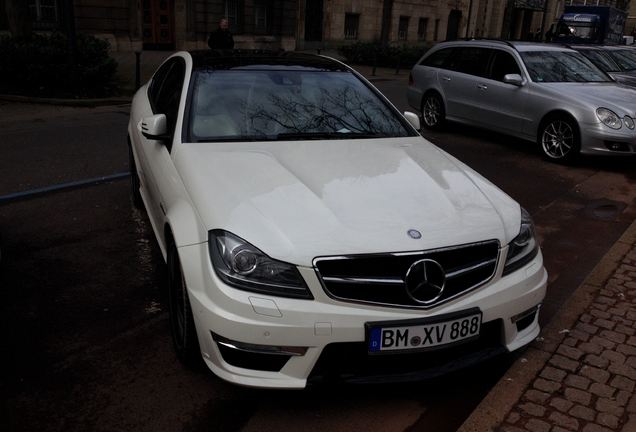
[423,96,442,127]
[541,120,574,159]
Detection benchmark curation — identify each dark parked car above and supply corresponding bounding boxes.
[572,45,636,87]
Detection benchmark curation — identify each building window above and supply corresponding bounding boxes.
[398,16,409,41]
[434,18,440,41]
[344,13,360,40]
[29,0,58,26]
[254,0,269,34]
[225,0,239,32]
[417,17,428,41]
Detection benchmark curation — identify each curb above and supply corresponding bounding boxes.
[0,94,132,107]
[457,218,636,432]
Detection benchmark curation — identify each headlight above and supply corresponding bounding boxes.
[624,115,635,130]
[596,108,622,129]
[503,208,539,276]
[208,230,312,299]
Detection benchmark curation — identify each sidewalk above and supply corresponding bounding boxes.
[459,220,636,432]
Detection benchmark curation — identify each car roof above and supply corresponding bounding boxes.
[432,40,577,53]
[188,50,351,72]
[513,42,577,53]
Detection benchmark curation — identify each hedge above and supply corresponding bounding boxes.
[0,32,118,98]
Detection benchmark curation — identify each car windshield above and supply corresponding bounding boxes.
[578,49,619,73]
[520,50,611,83]
[186,69,413,142]
[606,49,636,72]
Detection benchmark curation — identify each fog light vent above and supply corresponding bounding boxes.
[604,141,631,152]
[212,333,306,372]
[511,304,540,332]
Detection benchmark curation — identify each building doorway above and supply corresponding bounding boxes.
[446,10,462,40]
[304,0,323,42]
[509,8,537,40]
[142,0,175,49]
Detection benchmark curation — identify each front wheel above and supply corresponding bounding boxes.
[538,117,580,163]
[168,244,201,366]
[421,93,446,130]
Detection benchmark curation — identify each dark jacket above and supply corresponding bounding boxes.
[208,28,234,50]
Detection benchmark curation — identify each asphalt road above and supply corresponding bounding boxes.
[1,74,635,432]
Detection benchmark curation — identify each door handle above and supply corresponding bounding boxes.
[442,76,451,81]
[477,84,488,90]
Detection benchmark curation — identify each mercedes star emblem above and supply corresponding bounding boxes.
[404,259,446,305]
[407,229,422,239]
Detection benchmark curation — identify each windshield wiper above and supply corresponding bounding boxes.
[192,132,389,143]
[193,135,277,143]
[274,132,385,140]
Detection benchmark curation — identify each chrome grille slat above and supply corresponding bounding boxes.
[321,277,404,286]
[313,240,500,309]
[445,257,498,279]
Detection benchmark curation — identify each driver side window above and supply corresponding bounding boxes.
[148,58,186,151]
[489,51,522,82]
[149,61,172,110]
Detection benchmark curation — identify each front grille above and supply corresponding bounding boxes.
[314,240,499,309]
[308,319,505,384]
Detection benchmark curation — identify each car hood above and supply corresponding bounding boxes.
[175,137,521,266]
[542,82,636,114]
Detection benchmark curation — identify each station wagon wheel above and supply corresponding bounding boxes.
[168,244,201,366]
[128,142,143,209]
[421,93,445,130]
[538,116,580,163]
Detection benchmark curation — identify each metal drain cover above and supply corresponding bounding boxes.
[584,199,627,221]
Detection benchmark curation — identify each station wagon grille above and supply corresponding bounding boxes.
[313,240,500,309]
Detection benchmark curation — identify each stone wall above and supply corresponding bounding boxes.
[320,0,471,46]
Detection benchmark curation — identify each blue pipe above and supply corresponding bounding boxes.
[0,172,131,205]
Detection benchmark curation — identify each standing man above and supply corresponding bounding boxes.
[208,18,235,49]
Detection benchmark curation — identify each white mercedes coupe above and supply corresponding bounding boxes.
[127,50,547,388]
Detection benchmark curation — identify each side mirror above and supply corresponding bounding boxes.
[503,74,524,86]
[404,111,421,131]
[141,114,170,140]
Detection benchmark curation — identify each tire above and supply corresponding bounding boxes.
[537,115,581,163]
[128,141,143,209]
[421,92,446,130]
[167,244,201,366]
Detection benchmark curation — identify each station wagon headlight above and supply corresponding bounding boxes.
[208,230,312,299]
[596,108,622,129]
[624,115,635,130]
[503,208,539,276]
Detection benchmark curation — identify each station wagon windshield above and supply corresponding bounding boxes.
[607,49,636,72]
[521,51,610,83]
[186,70,413,142]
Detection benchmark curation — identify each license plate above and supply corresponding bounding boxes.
[367,311,482,353]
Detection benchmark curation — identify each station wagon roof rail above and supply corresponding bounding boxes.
[462,38,519,50]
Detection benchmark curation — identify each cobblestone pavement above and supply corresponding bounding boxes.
[499,243,636,432]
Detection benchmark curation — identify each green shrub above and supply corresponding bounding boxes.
[0,32,118,98]
[338,42,430,69]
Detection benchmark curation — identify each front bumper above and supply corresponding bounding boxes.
[179,242,547,388]
[580,122,636,155]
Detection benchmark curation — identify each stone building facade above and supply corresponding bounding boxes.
[0,0,298,51]
[0,0,632,51]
